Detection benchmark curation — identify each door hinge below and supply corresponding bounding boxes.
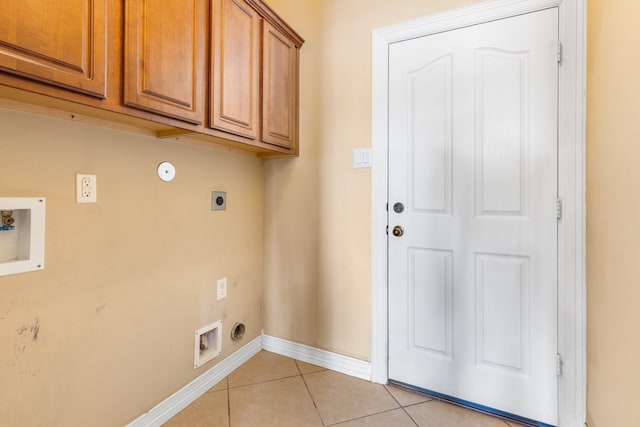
[557,42,563,64]
[556,198,563,220]
[557,353,564,376]
[386,225,389,235]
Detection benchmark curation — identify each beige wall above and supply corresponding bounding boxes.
[3,0,640,425]
[263,0,481,361]
[586,0,640,426]
[0,109,264,426]
[266,0,640,426]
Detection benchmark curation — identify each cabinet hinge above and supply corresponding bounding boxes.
[386,225,389,235]
[557,353,563,376]
[556,198,563,220]
[557,42,563,64]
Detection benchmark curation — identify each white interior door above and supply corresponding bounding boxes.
[388,8,559,425]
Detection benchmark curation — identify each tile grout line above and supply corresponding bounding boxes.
[399,394,521,427]
[420,394,526,427]
[296,361,328,426]
[386,384,437,405]
[401,406,420,427]
[382,384,404,407]
[173,353,522,427]
[380,385,421,427]
[316,381,418,426]
[324,407,418,427]
[226,384,231,427]
[402,400,436,410]
[395,391,435,427]
[383,384,435,408]
[227,373,302,391]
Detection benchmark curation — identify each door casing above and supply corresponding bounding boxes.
[370,1,586,426]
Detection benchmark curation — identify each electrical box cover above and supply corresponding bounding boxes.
[0,198,45,277]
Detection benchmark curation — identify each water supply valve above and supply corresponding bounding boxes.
[1,210,15,231]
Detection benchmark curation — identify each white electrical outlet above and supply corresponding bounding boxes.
[76,174,97,203]
[217,277,227,301]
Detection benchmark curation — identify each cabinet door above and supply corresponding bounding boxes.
[0,0,107,98]
[125,0,206,124]
[210,0,260,139]
[262,21,298,150]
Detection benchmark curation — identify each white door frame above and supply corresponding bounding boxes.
[370,1,586,426]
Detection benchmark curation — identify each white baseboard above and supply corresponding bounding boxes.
[127,334,372,426]
[126,335,262,427]
[262,335,372,381]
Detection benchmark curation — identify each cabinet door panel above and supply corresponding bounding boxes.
[125,0,205,124]
[0,0,107,98]
[262,21,297,149]
[210,0,260,139]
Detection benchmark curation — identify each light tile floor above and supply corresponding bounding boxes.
[163,351,528,427]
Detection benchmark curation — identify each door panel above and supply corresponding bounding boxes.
[262,21,297,149]
[475,49,529,215]
[475,253,529,372]
[210,0,260,139]
[124,0,206,124]
[409,248,453,358]
[410,54,453,214]
[0,0,107,97]
[388,8,558,425]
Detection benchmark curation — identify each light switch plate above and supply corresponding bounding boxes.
[353,148,372,168]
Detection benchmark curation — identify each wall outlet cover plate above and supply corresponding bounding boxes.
[76,174,97,203]
[217,277,227,300]
[157,162,176,182]
[212,191,226,211]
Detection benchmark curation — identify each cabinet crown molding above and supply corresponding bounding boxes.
[245,0,305,47]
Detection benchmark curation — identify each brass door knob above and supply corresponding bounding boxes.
[392,225,404,237]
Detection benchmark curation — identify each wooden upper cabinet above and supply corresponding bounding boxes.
[0,0,303,155]
[210,0,260,139]
[0,0,107,98]
[262,20,298,150]
[124,0,206,124]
